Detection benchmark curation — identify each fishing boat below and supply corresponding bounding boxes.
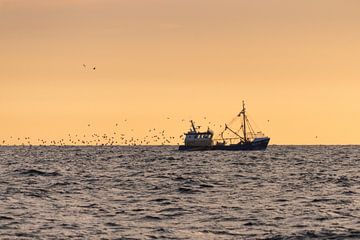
[179,101,270,151]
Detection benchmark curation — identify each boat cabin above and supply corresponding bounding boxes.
[184,121,214,147]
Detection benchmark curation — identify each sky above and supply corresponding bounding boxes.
[1,0,360,145]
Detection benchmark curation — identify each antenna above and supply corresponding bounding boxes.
[190,120,197,132]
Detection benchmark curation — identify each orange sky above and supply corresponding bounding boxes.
[1,0,360,145]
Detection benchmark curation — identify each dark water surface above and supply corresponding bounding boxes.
[0,146,359,239]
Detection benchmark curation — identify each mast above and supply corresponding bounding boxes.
[242,101,247,142]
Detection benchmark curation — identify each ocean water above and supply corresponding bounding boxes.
[0,145,359,239]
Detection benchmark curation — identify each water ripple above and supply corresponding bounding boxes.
[0,145,359,239]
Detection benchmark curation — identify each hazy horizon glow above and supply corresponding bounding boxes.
[1,0,360,145]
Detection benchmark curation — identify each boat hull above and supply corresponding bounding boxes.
[178,138,270,151]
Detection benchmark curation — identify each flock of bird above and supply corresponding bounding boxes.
[0,117,229,147]
[1,65,276,147]
[1,115,323,146]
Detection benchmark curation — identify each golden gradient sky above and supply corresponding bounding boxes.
[1,0,360,145]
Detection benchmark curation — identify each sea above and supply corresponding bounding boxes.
[0,145,359,239]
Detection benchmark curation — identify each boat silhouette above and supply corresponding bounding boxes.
[179,101,270,151]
